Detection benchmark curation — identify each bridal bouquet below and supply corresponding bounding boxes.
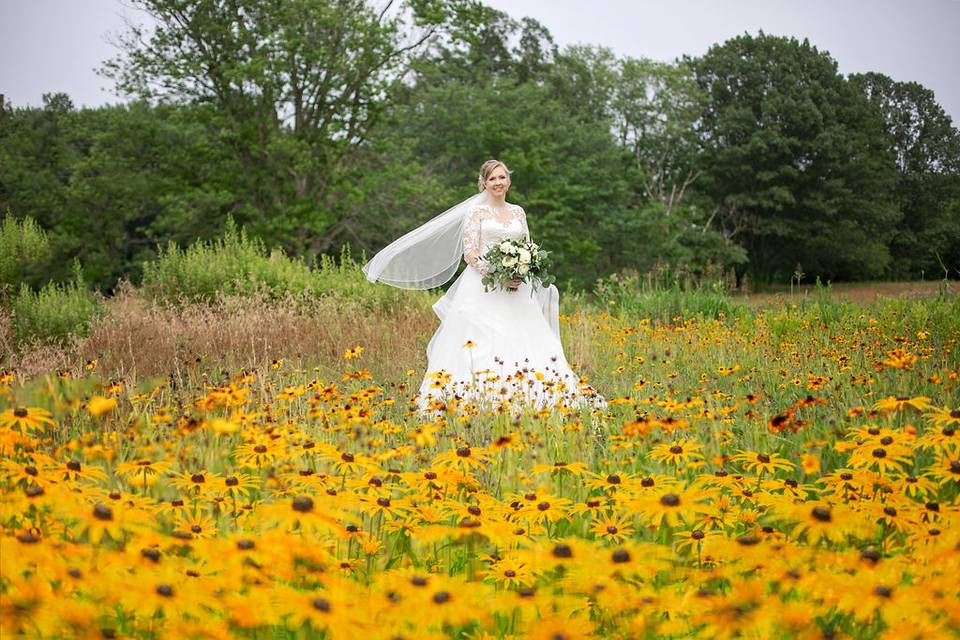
[480,238,555,292]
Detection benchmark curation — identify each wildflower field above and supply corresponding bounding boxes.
[1,288,959,639]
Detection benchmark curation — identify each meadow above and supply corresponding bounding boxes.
[1,263,959,639]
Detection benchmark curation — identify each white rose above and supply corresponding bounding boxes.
[518,249,531,264]
[503,256,517,267]
[499,241,512,252]
[517,264,530,275]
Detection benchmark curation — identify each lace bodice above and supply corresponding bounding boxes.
[462,203,529,274]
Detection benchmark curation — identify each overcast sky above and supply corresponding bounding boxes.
[1,0,958,123]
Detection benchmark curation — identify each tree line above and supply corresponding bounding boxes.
[2,0,958,292]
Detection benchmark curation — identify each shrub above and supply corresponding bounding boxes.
[141,219,425,310]
[12,268,101,347]
[592,269,747,323]
[0,213,52,296]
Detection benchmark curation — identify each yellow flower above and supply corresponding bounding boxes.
[343,345,364,360]
[800,453,821,475]
[649,438,703,466]
[872,395,932,413]
[86,396,117,416]
[0,406,56,432]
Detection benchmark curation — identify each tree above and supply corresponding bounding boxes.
[102,0,443,254]
[850,72,960,277]
[688,33,900,282]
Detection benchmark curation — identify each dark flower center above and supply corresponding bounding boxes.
[883,506,897,517]
[190,474,205,483]
[67,461,82,472]
[156,584,174,597]
[811,506,831,522]
[25,485,44,498]
[606,474,621,484]
[757,454,771,464]
[872,448,887,459]
[468,505,481,516]
[537,502,550,511]
[237,539,255,550]
[873,585,892,599]
[611,549,630,563]
[879,436,893,446]
[692,530,705,540]
[141,548,161,563]
[377,497,391,508]
[861,548,881,563]
[868,427,881,436]
[226,476,239,486]
[552,543,573,558]
[669,446,683,454]
[254,445,267,454]
[504,569,516,578]
[840,473,853,481]
[456,447,471,458]
[24,466,38,476]
[411,576,427,587]
[14,407,29,418]
[606,525,618,534]
[292,496,314,513]
[93,504,113,521]
[660,493,681,507]
[432,591,451,604]
[424,471,437,480]
[341,452,355,463]
[312,597,331,612]
[925,502,940,512]
[524,493,537,501]
[641,477,655,487]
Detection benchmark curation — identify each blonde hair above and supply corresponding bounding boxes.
[477,159,512,192]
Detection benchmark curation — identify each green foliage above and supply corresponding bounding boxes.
[592,269,747,323]
[141,219,418,309]
[12,266,101,347]
[688,32,902,283]
[0,214,52,294]
[2,6,958,291]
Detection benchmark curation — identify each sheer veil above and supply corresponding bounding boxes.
[362,190,492,290]
[362,188,559,338]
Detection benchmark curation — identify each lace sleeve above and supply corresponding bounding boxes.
[517,205,530,241]
[463,206,487,274]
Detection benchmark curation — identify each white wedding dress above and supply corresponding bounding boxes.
[416,202,603,411]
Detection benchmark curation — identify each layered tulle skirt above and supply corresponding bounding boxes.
[416,267,604,411]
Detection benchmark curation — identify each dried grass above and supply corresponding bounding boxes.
[5,286,438,383]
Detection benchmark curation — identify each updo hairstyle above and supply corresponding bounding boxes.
[477,159,512,192]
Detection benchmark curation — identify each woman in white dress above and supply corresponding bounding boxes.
[363,159,603,411]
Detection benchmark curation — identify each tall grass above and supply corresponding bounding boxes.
[10,268,101,349]
[590,269,747,323]
[141,219,419,310]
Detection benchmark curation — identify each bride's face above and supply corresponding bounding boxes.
[484,165,510,195]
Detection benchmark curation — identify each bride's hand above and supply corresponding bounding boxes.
[507,277,522,291]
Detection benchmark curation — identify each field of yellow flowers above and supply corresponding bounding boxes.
[1,294,959,639]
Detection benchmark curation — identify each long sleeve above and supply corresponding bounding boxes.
[518,206,530,241]
[463,206,487,274]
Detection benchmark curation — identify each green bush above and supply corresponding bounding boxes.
[12,270,101,347]
[141,219,426,310]
[592,269,748,323]
[1,213,52,296]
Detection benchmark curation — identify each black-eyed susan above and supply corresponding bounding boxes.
[731,450,795,476]
[649,438,704,466]
[590,511,635,543]
[0,406,56,432]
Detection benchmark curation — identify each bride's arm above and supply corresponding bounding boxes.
[519,205,530,241]
[463,206,487,274]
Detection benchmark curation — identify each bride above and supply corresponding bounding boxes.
[363,159,603,411]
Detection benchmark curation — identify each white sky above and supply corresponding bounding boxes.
[1,0,958,123]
